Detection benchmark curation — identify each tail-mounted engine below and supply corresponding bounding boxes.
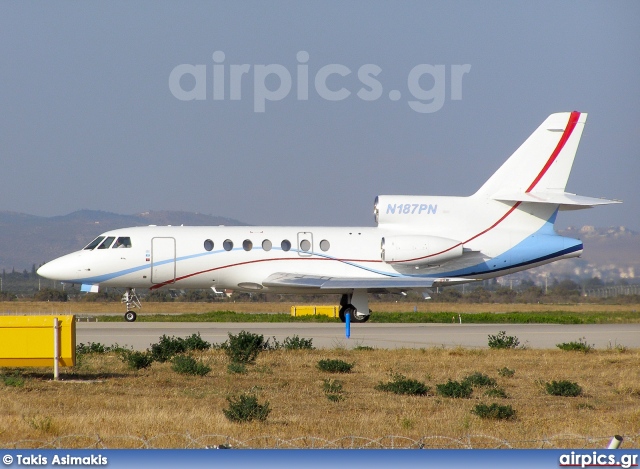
[381,235,463,266]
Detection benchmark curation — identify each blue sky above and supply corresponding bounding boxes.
[1,1,638,229]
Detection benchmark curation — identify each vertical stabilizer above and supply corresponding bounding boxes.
[473,112,587,198]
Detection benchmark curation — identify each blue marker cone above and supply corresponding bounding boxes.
[346,312,351,338]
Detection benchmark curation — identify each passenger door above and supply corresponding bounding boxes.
[151,237,176,285]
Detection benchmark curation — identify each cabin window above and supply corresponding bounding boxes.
[281,239,291,252]
[320,239,330,251]
[113,237,132,248]
[262,239,272,251]
[243,239,253,251]
[204,239,214,251]
[84,236,105,250]
[97,236,115,249]
[299,239,311,252]
[223,239,234,251]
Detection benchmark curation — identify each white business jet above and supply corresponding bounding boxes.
[37,112,619,322]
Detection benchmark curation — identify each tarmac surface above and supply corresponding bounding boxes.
[76,322,640,350]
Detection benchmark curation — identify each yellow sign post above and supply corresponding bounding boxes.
[0,315,76,379]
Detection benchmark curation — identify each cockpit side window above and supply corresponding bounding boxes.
[84,236,105,250]
[113,237,132,248]
[97,236,116,249]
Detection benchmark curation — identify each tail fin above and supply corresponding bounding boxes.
[473,112,619,209]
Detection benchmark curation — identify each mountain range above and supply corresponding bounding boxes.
[0,210,245,272]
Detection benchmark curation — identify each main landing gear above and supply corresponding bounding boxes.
[338,291,370,323]
[122,288,141,322]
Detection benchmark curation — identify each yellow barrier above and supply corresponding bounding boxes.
[0,316,76,371]
[290,306,338,318]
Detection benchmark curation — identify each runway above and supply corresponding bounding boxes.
[76,322,640,350]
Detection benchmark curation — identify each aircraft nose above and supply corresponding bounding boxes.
[37,254,81,281]
[37,260,60,280]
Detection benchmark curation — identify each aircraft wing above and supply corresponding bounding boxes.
[262,272,476,291]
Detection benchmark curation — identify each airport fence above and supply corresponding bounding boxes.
[584,285,640,298]
[2,433,637,449]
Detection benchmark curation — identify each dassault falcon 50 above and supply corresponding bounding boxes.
[38,112,619,322]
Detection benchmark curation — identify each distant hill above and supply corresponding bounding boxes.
[0,210,246,271]
[551,226,640,282]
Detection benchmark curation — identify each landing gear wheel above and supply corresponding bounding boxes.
[351,308,370,323]
[121,288,141,323]
[339,304,370,323]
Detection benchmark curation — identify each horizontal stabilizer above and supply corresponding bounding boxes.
[491,190,621,210]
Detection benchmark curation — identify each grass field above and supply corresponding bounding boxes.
[2,301,640,324]
[1,343,640,449]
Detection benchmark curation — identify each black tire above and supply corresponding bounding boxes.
[351,311,370,323]
[339,304,370,323]
[124,311,137,322]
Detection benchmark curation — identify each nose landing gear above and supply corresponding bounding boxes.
[122,288,141,322]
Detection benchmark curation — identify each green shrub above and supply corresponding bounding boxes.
[223,330,266,364]
[76,342,127,355]
[484,387,508,398]
[120,350,154,370]
[375,373,430,396]
[171,355,211,376]
[326,393,344,402]
[462,372,497,388]
[1,372,25,387]
[317,359,354,373]
[323,379,345,402]
[545,380,582,397]
[556,338,593,353]
[497,367,515,377]
[150,333,211,363]
[227,362,248,374]
[150,335,187,362]
[223,394,271,422]
[182,333,211,352]
[436,379,473,398]
[472,403,516,420]
[76,342,108,355]
[354,345,374,351]
[488,331,520,349]
[282,335,314,350]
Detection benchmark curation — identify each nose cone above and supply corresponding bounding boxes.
[37,253,84,282]
[37,258,65,280]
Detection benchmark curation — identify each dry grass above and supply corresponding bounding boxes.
[2,347,640,448]
[2,301,639,317]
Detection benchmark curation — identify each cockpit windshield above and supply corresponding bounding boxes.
[84,236,105,250]
[83,235,133,251]
[97,236,116,249]
[113,237,132,248]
